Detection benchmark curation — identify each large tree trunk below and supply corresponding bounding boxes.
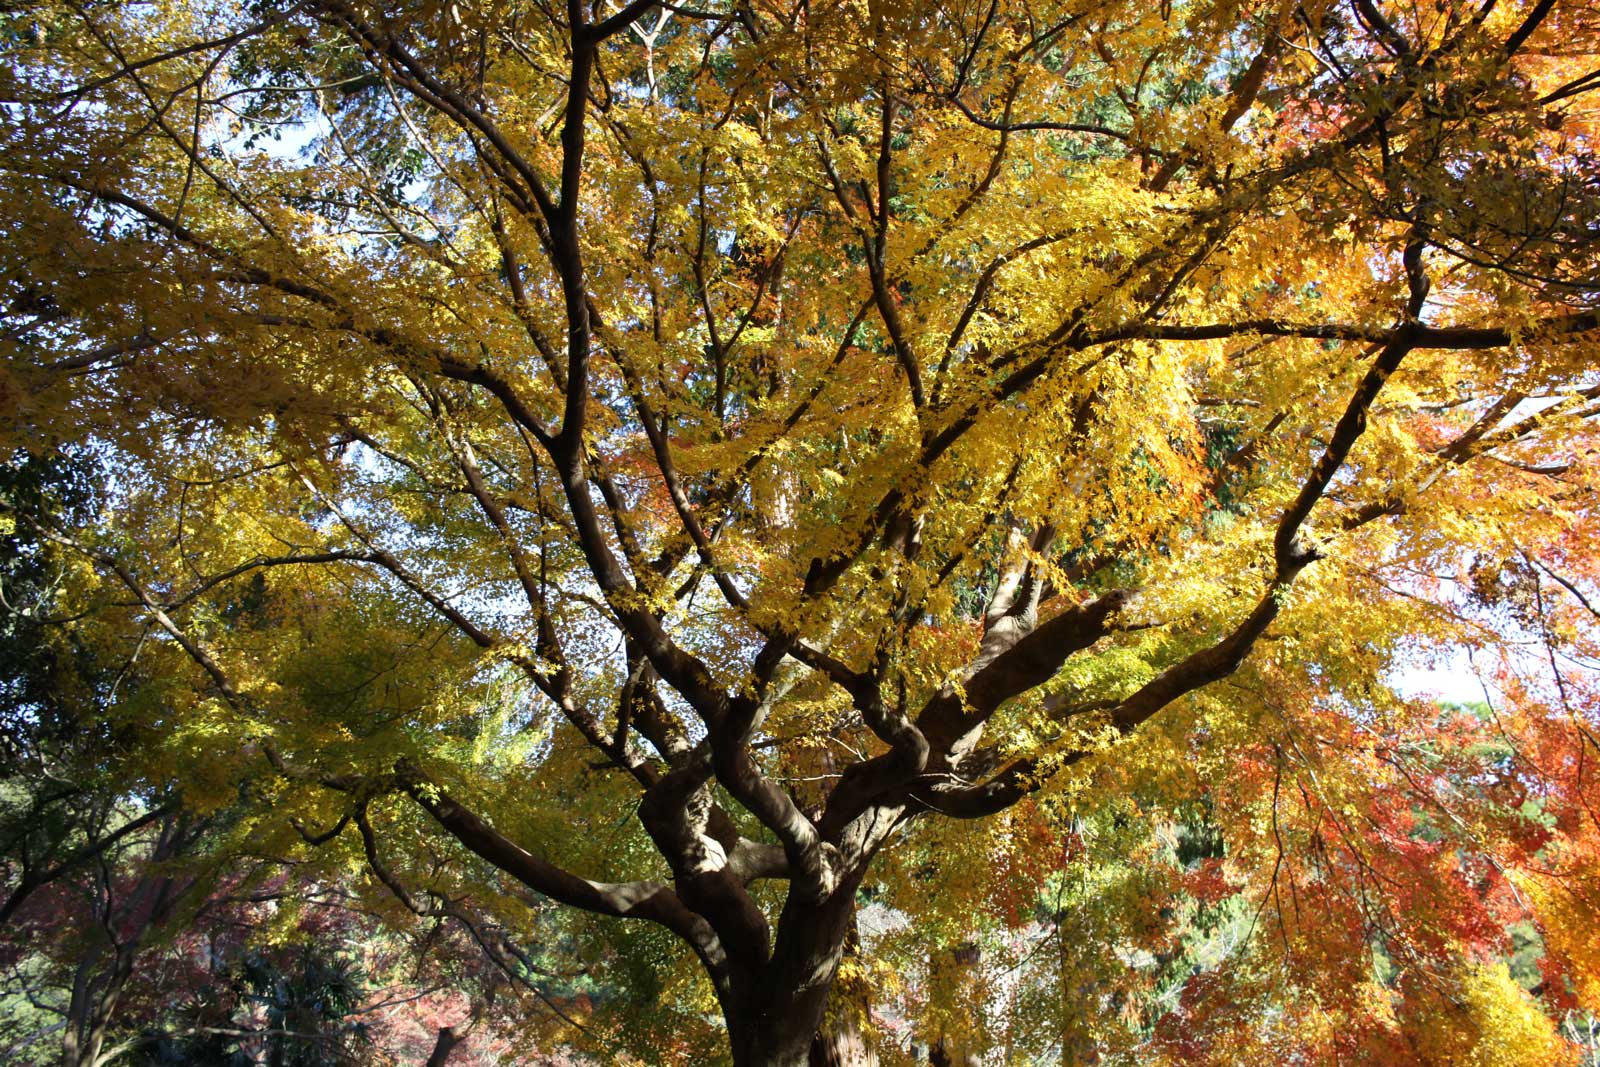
[727,877,866,1067]
[808,916,879,1067]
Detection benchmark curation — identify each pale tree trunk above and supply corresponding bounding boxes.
[923,941,982,1067]
[811,1015,877,1067]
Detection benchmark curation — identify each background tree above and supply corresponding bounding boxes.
[0,450,208,1067]
[0,454,554,1066]
[2,0,1599,1064]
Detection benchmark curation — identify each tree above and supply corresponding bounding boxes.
[2,0,1598,1063]
[0,450,212,1067]
[0,454,554,1066]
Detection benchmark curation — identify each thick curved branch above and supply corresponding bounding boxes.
[910,259,1438,819]
[395,761,716,947]
[1100,311,1600,349]
[1107,321,1425,752]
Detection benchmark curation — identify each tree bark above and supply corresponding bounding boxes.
[424,1020,472,1067]
[811,1015,878,1067]
[727,876,866,1067]
[808,915,879,1067]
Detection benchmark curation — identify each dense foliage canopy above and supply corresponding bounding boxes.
[2,0,1600,1063]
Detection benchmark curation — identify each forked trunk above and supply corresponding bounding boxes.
[728,955,842,1067]
[725,877,868,1067]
